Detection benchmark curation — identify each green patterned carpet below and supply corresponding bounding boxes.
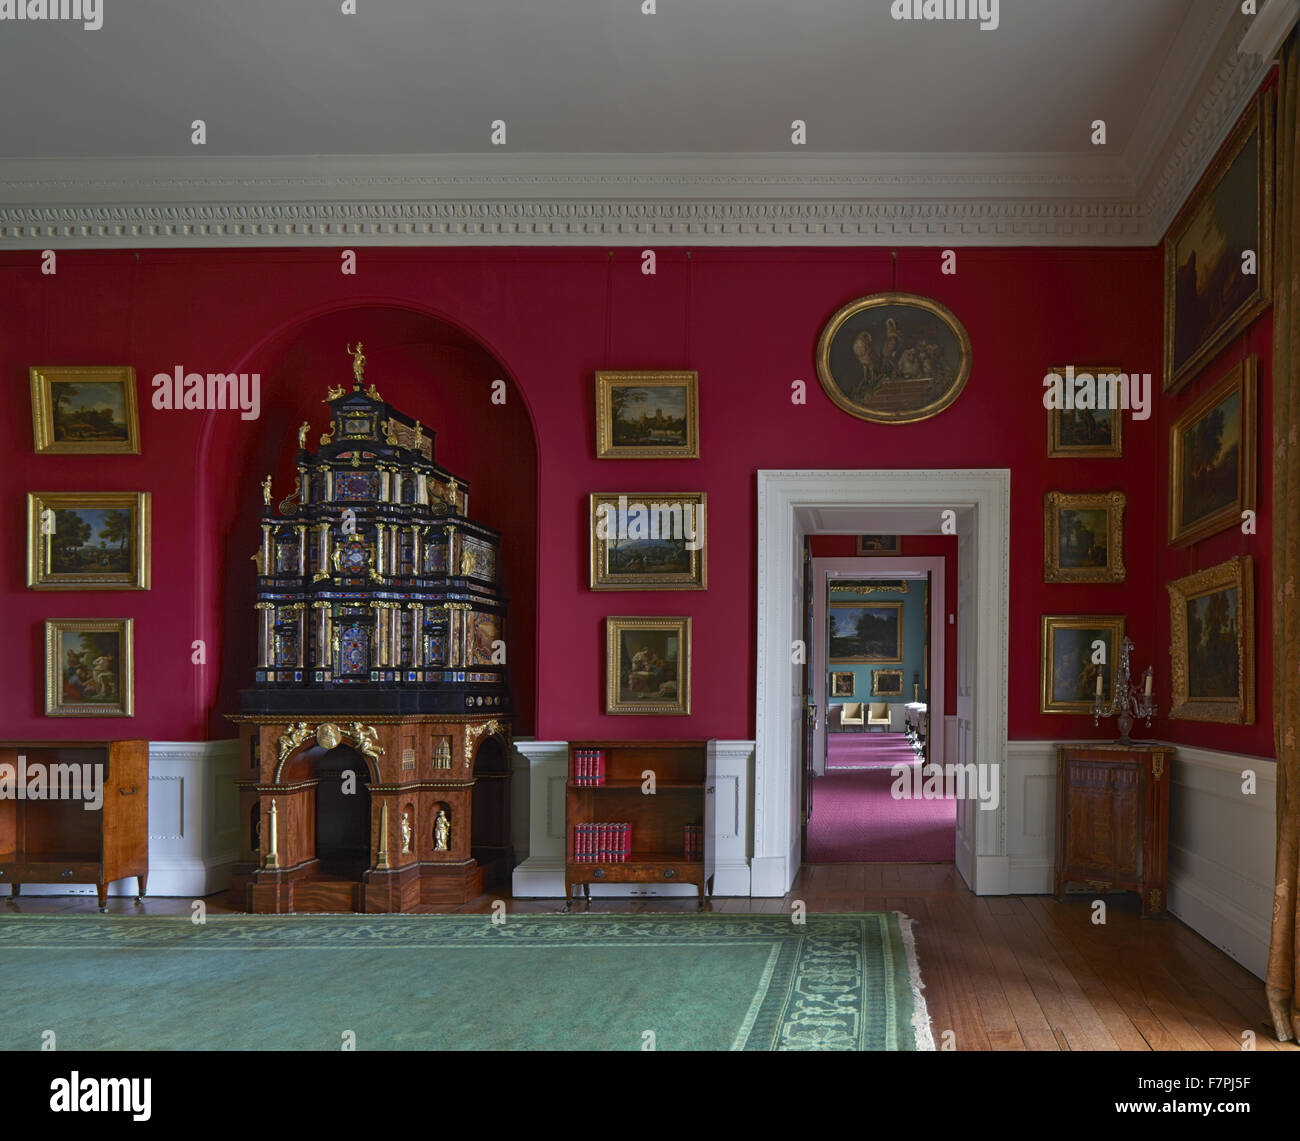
[0,912,933,1051]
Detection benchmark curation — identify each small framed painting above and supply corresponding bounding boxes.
[828,601,903,664]
[1163,90,1273,394]
[605,616,691,715]
[829,670,855,698]
[595,371,699,459]
[1040,614,1125,714]
[30,366,141,455]
[855,535,900,555]
[1167,555,1254,723]
[45,619,134,717]
[589,492,706,590]
[1043,491,1126,583]
[1046,365,1123,457]
[1168,357,1256,547]
[871,669,904,697]
[27,492,151,590]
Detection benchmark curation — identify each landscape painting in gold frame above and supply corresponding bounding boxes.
[27,492,151,590]
[595,371,699,459]
[1043,490,1125,583]
[871,668,904,697]
[589,492,706,590]
[1046,365,1123,457]
[1168,357,1256,547]
[1167,555,1254,724]
[1040,614,1125,714]
[604,616,691,715]
[44,618,134,717]
[30,366,140,455]
[1163,90,1273,394]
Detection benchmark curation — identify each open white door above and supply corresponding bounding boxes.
[953,522,977,889]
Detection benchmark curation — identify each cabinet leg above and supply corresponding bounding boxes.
[136,874,147,902]
[96,881,107,913]
[11,883,20,899]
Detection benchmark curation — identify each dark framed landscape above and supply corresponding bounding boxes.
[595,371,699,459]
[29,366,141,455]
[1046,365,1123,457]
[1043,490,1125,583]
[1167,555,1254,724]
[589,492,706,590]
[1040,614,1125,714]
[828,601,903,664]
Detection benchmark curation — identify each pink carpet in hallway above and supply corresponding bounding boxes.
[806,768,955,862]
[826,732,919,769]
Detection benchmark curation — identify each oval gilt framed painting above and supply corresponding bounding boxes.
[815,293,972,424]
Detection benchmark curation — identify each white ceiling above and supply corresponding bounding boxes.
[0,0,1292,247]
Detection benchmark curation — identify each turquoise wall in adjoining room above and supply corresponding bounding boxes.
[826,581,927,708]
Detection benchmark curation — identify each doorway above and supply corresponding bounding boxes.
[315,745,372,879]
[753,469,1011,898]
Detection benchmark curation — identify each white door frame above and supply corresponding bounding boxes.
[753,469,1010,897]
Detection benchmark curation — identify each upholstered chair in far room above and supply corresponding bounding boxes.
[867,702,891,732]
[840,702,865,732]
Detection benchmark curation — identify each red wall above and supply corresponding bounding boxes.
[2,244,1221,748]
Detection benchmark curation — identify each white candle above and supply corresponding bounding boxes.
[1145,671,1152,697]
[1096,672,1103,697]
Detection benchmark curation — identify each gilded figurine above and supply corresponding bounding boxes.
[384,418,399,446]
[347,342,366,387]
[297,421,310,450]
[366,382,383,401]
[433,808,451,851]
[413,420,424,451]
[447,477,460,513]
[276,721,313,764]
[261,475,273,506]
[319,420,336,446]
[324,383,345,402]
[349,721,385,763]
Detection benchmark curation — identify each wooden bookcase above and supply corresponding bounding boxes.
[0,740,148,911]
[565,740,712,909]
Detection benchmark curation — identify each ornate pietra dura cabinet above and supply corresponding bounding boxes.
[228,346,511,913]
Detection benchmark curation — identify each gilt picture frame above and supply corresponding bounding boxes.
[828,601,904,664]
[595,371,699,459]
[855,535,901,555]
[30,366,141,455]
[871,668,904,698]
[44,618,134,717]
[1168,357,1256,547]
[1040,614,1125,714]
[27,492,151,590]
[1043,490,1126,583]
[815,292,972,424]
[1046,365,1124,457]
[604,616,691,715]
[1163,90,1274,394]
[589,492,706,590]
[830,670,855,698]
[1167,555,1254,724]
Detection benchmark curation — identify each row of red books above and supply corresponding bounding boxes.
[684,823,704,861]
[572,748,607,786]
[572,822,630,861]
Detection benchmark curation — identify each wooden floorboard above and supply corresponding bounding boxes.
[5,862,1294,1052]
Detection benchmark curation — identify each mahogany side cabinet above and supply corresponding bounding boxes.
[1054,741,1173,918]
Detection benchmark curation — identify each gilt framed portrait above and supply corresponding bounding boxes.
[589,492,706,590]
[1167,555,1254,724]
[1043,491,1125,583]
[815,293,972,424]
[605,616,691,715]
[870,668,904,697]
[828,601,903,664]
[1168,357,1256,547]
[45,619,134,717]
[1040,614,1125,714]
[27,492,151,590]
[30,366,140,455]
[830,670,855,698]
[1163,90,1273,394]
[595,372,699,459]
[1046,365,1123,457]
[855,535,901,555]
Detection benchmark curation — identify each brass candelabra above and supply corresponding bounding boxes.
[1092,635,1156,743]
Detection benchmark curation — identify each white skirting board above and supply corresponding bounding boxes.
[1004,739,1277,980]
[511,738,754,899]
[12,740,241,900]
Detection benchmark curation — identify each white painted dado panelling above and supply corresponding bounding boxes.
[511,739,753,899]
[16,740,240,900]
[1004,739,1277,980]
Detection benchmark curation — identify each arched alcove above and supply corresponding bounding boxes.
[196,304,539,738]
